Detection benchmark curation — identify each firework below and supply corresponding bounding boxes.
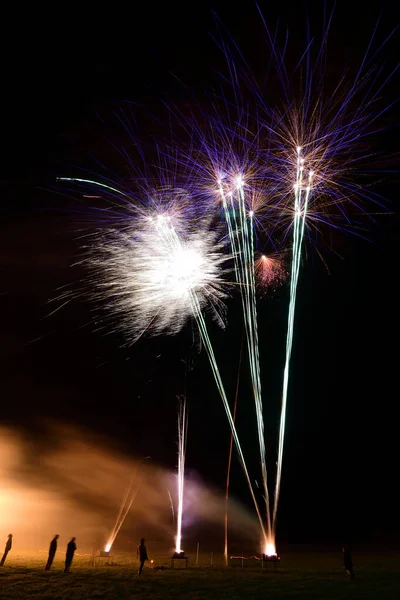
[218,174,272,547]
[58,7,396,558]
[250,10,398,546]
[85,191,268,539]
[176,8,395,555]
[175,395,188,554]
[153,211,268,540]
[105,469,141,553]
[272,149,313,534]
[89,208,228,341]
[255,254,288,293]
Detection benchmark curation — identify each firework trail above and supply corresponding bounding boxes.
[105,468,141,552]
[57,177,129,199]
[218,175,272,547]
[272,149,313,533]
[175,395,188,553]
[167,488,175,524]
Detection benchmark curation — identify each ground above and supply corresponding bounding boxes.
[1,550,399,599]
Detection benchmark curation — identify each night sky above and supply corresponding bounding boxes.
[1,1,399,546]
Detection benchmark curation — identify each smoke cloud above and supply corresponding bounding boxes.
[0,424,259,554]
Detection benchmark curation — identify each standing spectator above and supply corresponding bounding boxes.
[45,534,59,570]
[0,534,12,567]
[342,546,355,579]
[137,538,148,575]
[64,537,77,573]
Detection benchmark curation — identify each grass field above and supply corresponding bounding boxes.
[1,549,399,599]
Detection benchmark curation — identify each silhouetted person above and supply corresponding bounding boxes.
[137,538,148,575]
[0,534,12,567]
[45,534,59,571]
[64,537,77,573]
[342,546,355,579]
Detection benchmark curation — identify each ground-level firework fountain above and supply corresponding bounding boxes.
[104,468,143,553]
[174,395,188,556]
[264,543,278,558]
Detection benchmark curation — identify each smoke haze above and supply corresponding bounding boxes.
[0,424,259,554]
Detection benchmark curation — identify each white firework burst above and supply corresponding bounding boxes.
[90,210,229,341]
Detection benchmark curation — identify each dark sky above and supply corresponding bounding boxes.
[1,1,399,546]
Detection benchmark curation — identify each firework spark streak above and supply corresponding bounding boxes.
[175,395,188,554]
[167,488,175,524]
[218,176,272,547]
[272,148,313,534]
[56,177,128,198]
[105,469,141,552]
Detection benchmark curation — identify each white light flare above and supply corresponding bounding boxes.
[265,542,276,557]
[150,245,204,301]
[236,175,244,188]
